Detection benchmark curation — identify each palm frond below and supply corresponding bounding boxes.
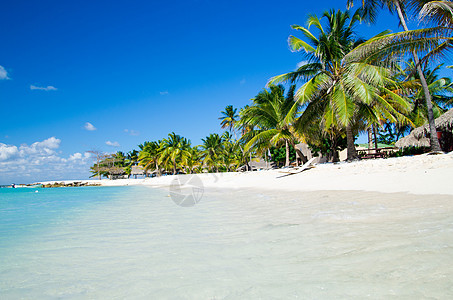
[420,1,453,27]
[306,14,325,34]
[290,25,319,45]
[345,27,451,64]
[331,83,355,126]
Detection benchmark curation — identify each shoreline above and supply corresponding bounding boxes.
[36,152,453,196]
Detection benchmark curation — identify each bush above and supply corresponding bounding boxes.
[388,146,429,157]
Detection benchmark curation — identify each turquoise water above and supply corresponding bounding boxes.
[1,186,453,298]
[0,187,129,250]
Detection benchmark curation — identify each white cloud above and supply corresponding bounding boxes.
[124,129,140,136]
[296,60,309,68]
[160,91,169,95]
[69,152,83,160]
[0,144,19,161]
[30,85,58,91]
[0,65,10,80]
[0,137,93,184]
[106,141,120,147]
[84,122,97,131]
[240,78,246,85]
[70,152,91,161]
[19,137,61,157]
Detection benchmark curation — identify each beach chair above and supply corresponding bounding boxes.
[278,157,316,176]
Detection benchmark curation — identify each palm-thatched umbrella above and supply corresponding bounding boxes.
[396,108,453,149]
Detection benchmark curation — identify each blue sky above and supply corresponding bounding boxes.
[0,0,436,183]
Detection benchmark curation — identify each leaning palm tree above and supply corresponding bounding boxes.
[269,9,409,160]
[239,84,299,166]
[219,105,239,136]
[346,0,444,152]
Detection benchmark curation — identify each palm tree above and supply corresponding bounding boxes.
[219,105,239,137]
[239,85,298,166]
[269,9,409,160]
[200,133,224,172]
[158,133,191,175]
[126,150,139,165]
[221,132,243,171]
[346,0,444,152]
[406,62,453,125]
[138,141,161,176]
[184,146,201,174]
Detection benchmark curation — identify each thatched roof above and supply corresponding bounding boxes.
[107,166,126,175]
[395,108,453,148]
[412,108,453,139]
[395,134,430,148]
[131,165,144,175]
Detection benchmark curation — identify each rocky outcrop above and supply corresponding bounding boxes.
[41,182,101,188]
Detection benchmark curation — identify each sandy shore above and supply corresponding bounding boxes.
[40,152,453,195]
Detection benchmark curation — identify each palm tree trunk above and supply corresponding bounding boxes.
[97,156,101,180]
[346,124,358,161]
[155,162,161,177]
[395,2,442,152]
[331,135,340,163]
[295,151,299,167]
[331,139,340,162]
[373,124,378,152]
[285,139,290,167]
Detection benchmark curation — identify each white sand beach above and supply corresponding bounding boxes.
[42,152,453,195]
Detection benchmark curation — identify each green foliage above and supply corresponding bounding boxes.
[158,132,192,175]
[219,105,239,134]
[239,84,299,166]
[269,9,411,161]
[112,131,247,176]
[89,2,452,176]
[376,122,409,145]
[388,146,429,157]
[308,136,348,158]
[89,151,129,179]
[269,146,296,168]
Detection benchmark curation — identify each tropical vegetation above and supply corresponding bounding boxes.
[90,2,453,178]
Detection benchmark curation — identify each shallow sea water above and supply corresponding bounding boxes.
[0,185,453,299]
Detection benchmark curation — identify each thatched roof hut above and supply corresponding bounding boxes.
[131,165,144,175]
[395,108,453,149]
[411,108,453,139]
[107,166,126,175]
[395,134,430,148]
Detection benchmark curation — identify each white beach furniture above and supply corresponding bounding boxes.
[278,157,316,176]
